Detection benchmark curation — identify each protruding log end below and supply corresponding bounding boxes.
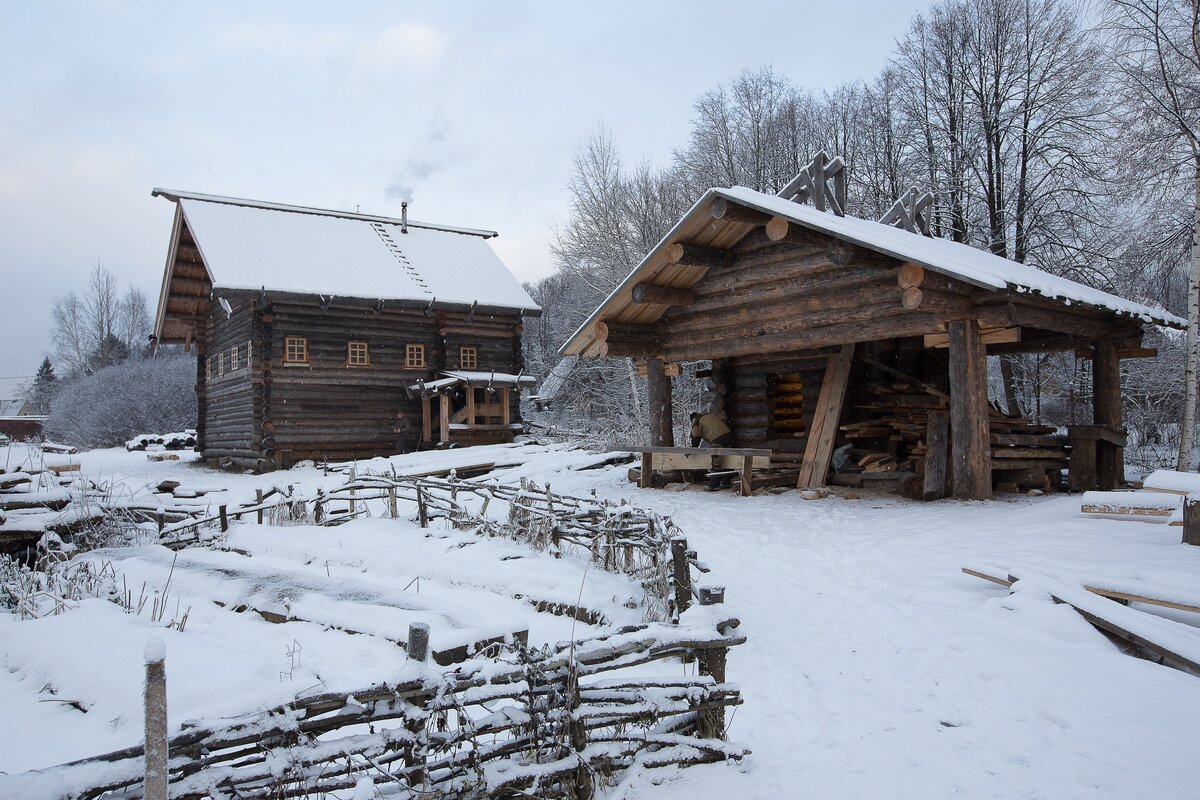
[710,197,773,226]
[897,262,925,289]
[901,287,924,310]
[765,215,789,241]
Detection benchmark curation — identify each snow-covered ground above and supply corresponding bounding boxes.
[4,442,1200,798]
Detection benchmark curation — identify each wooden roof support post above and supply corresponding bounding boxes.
[439,392,451,444]
[1093,339,1123,490]
[948,320,992,500]
[646,357,674,447]
[798,343,855,488]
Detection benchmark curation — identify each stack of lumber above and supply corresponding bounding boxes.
[838,376,1069,492]
[1079,470,1200,526]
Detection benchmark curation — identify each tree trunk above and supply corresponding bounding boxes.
[1179,157,1200,472]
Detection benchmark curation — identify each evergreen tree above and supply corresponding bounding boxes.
[29,356,57,415]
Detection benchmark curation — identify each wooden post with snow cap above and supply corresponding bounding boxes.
[143,637,168,800]
[404,622,431,788]
[407,622,430,663]
[696,585,727,738]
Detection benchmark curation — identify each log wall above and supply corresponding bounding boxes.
[200,291,525,468]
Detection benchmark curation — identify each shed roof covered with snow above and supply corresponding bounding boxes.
[152,190,539,344]
[560,184,1183,359]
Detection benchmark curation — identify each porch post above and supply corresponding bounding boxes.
[1093,339,1123,489]
[948,319,991,499]
[646,358,674,446]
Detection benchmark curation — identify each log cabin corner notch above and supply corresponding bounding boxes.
[151,188,541,470]
[559,157,1185,499]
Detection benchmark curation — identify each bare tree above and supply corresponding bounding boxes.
[51,264,151,375]
[1105,0,1200,469]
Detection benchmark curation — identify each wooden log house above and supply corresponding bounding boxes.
[151,190,540,470]
[559,154,1186,499]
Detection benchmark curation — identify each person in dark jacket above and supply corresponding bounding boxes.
[690,412,732,447]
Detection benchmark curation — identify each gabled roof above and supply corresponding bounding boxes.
[152,189,539,342]
[560,185,1184,356]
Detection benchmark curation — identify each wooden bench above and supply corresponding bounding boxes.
[621,446,772,497]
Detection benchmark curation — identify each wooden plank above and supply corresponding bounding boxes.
[616,445,772,457]
[798,343,855,488]
[949,320,991,499]
[466,386,476,426]
[501,388,511,426]
[639,452,653,489]
[923,410,950,501]
[439,392,450,444]
[924,326,1021,348]
[421,397,432,444]
[962,566,1200,616]
[739,455,754,497]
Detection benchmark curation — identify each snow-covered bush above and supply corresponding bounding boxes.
[44,354,196,450]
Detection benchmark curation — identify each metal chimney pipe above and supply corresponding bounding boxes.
[401,201,409,234]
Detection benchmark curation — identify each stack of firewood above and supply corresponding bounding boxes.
[840,379,1069,491]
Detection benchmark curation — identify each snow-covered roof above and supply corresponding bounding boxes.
[154,189,540,313]
[560,184,1184,356]
[716,186,1184,328]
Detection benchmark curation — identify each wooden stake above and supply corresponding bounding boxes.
[407,622,430,662]
[218,505,228,533]
[255,489,264,524]
[143,639,168,800]
[670,536,692,617]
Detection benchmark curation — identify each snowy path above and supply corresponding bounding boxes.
[557,473,1200,799]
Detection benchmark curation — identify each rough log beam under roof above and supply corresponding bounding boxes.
[631,283,696,307]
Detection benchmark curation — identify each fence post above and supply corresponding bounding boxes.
[143,638,168,800]
[314,490,324,525]
[218,505,228,533]
[255,489,264,524]
[670,536,692,618]
[388,486,398,519]
[417,486,428,528]
[697,585,727,738]
[1185,498,1200,546]
[349,466,358,515]
[155,512,165,535]
[407,622,430,663]
[405,623,430,788]
[567,664,594,800]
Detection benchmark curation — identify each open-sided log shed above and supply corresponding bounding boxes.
[559,154,1185,500]
[151,189,540,470]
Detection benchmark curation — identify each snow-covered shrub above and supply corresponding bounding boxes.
[45,354,196,450]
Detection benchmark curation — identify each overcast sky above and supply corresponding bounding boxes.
[0,0,928,379]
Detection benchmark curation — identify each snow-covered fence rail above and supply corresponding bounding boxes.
[162,473,683,620]
[6,615,747,799]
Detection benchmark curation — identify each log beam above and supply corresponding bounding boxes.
[710,198,774,226]
[631,283,697,307]
[948,320,991,499]
[645,358,674,447]
[664,242,729,269]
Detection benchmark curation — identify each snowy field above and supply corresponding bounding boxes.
[3,442,1200,798]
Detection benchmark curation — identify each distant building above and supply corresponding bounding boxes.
[0,377,43,440]
[150,190,540,470]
